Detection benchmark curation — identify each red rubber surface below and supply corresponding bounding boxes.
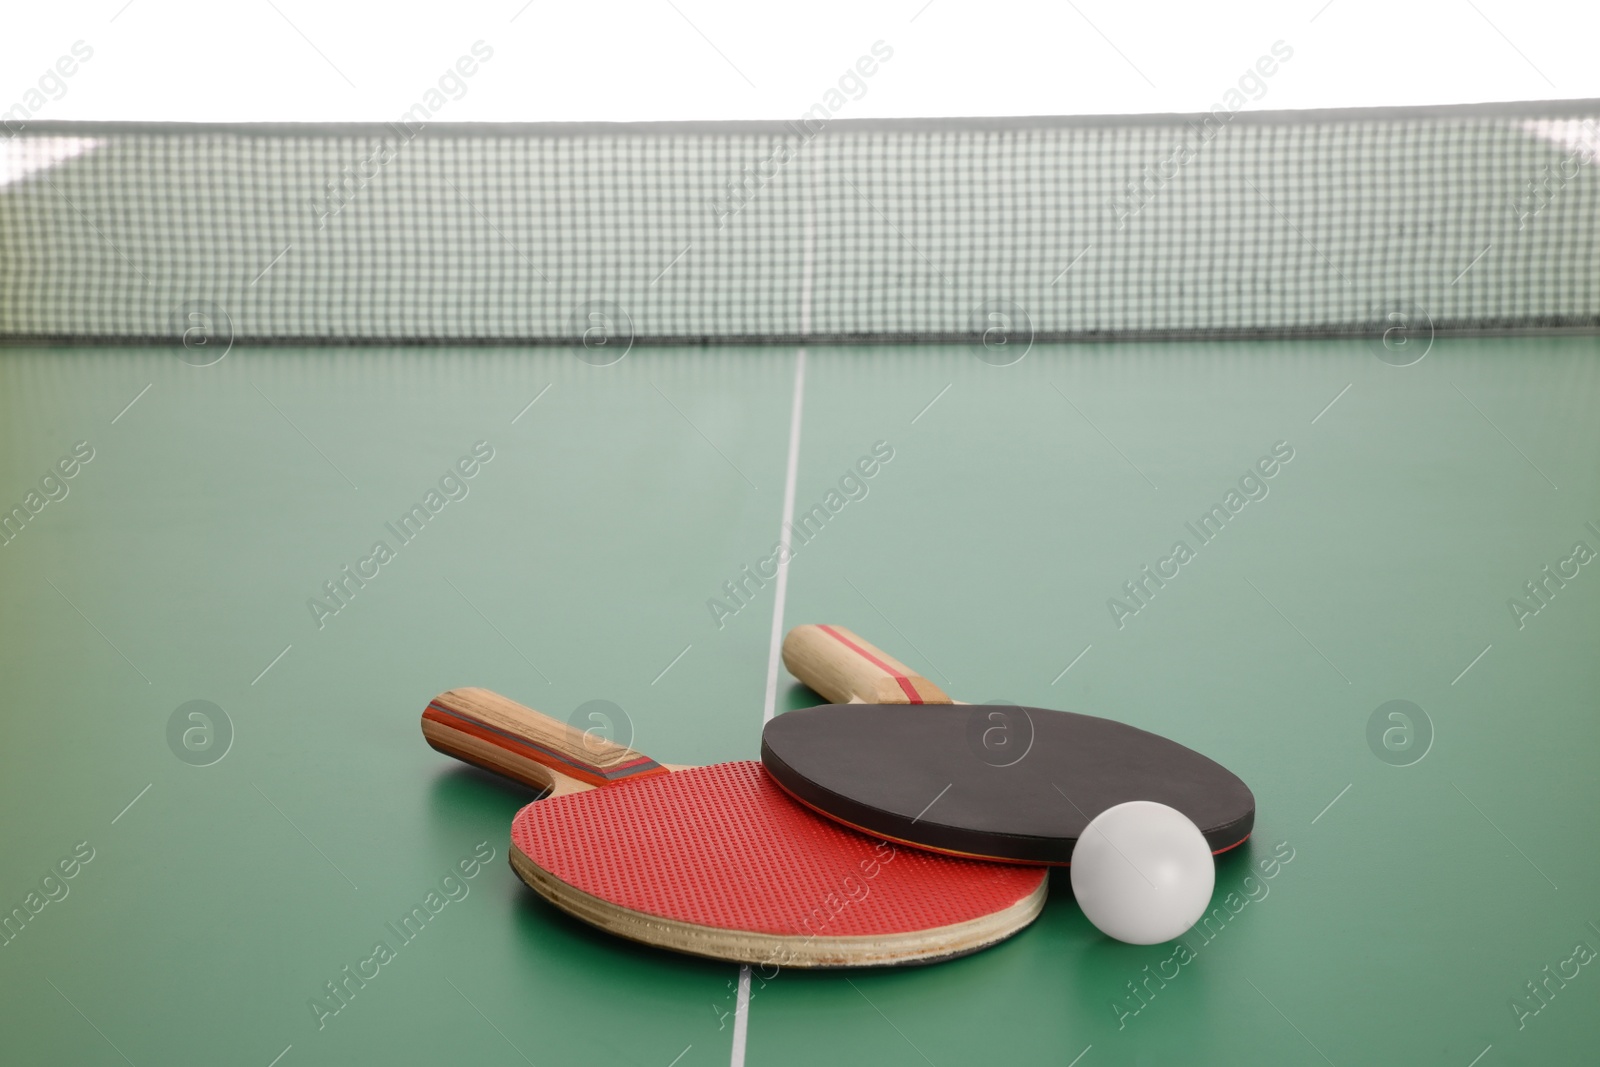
[510,762,1044,936]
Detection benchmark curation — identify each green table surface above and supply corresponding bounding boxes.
[1,338,1597,1066]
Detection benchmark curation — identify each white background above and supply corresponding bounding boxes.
[3,1,1596,124]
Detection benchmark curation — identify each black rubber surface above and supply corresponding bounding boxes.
[761,704,1255,864]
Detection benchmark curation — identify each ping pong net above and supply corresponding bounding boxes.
[2,101,1596,346]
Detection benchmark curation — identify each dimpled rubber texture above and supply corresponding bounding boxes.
[509,761,1044,936]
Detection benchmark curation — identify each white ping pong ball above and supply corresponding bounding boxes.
[1069,801,1215,945]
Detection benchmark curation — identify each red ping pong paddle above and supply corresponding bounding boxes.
[422,687,1047,967]
[765,625,1256,865]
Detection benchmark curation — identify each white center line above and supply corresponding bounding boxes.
[735,182,814,1067]
[728,966,752,1067]
[1465,1043,1493,1067]
[762,350,808,727]
[266,1045,293,1067]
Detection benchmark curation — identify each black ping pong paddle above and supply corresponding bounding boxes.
[763,624,1255,865]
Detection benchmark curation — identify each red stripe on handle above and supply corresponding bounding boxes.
[816,625,923,704]
[423,702,666,786]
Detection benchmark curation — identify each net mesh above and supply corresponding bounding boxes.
[2,102,1597,345]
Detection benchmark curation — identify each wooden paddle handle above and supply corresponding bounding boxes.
[421,687,669,795]
[782,625,951,705]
